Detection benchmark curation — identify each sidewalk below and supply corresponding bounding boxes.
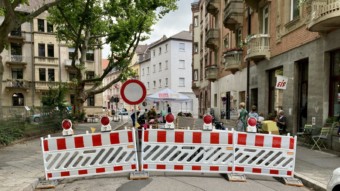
[0,120,339,191]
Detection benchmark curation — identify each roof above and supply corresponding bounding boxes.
[14,0,56,13]
[136,45,149,55]
[149,31,192,49]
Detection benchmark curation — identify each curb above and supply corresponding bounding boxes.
[294,172,327,191]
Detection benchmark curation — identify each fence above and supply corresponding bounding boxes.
[0,106,68,145]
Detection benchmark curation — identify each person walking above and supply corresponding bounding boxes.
[248,105,259,120]
[131,111,140,127]
[237,102,248,131]
[167,104,171,114]
[276,110,287,135]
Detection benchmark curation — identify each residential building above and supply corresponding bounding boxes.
[193,0,340,133]
[139,31,198,117]
[1,8,103,115]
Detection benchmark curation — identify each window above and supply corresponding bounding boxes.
[69,72,76,81]
[262,6,269,34]
[179,43,185,51]
[39,68,46,81]
[147,82,150,89]
[179,60,185,69]
[12,93,24,106]
[86,50,94,61]
[86,71,95,79]
[214,94,217,107]
[153,50,155,57]
[165,78,168,86]
[47,22,53,33]
[193,43,198,54]
[159,62,162,71]
[147,67,150,74]
[142,68,144,76]
[48,69,55,81]
[12,68,23,80]
[87,95,95,106]
[159,47,162,55]
[38,43,45,57]
[165,44,168,52]
[224,34,229,48]
[194,16,198,27]
[38,19,44,32]
[236,28,242,47]
[159,79,162,87]
[193,69,198,81]
[47,44,54,57]
[165,60,168,70]
[153,81,156,88]
[153,65,156,73]
[179,78,185,87]
[68,48,76,59]
[290,0,300,20]
[10,43,22,56]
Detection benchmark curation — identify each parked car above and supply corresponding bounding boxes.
[118,108,128,115]
[328,167,340,191]
[29,113,42,123]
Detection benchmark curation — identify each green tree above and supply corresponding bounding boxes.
[41,84,69,111]
[48,0,177,117]
[0,0,62,119]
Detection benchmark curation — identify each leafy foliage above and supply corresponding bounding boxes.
[41,84,69,111]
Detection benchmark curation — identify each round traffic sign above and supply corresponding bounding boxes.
[120,79,147,105]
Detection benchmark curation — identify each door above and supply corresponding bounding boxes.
[298,59,308,132]
[226,92,231,119]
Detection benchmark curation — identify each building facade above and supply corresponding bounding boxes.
[1,10,103,115]
[139,31,198,117]
[192,0,340,133]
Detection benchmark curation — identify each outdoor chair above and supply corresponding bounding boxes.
[311,127,331,150]
[296,124,314,145]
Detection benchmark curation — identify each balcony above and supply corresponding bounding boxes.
[5,79,30,90]
[8,30,24,43]
[307,0,340,32]
[205,29,219,50]
[224,49,243,74]
[5,55,28,68]
[223,0,243,31]
[245,34,270,62]
[191,81,200,97]
[206,0,219,15]
[35,81,60,91]
[34,57,58,66]
[205,65,218,81]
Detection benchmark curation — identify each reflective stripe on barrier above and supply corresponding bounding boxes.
[41,129,138,180]
[141,129,234,173]
[233,132,296,178]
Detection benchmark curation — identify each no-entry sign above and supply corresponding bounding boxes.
[120,79,147,105]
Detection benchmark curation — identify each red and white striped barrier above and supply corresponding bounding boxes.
[233,132,296,178]
[141,129,234,173]
[41,129,138,180]
[141,129,297,178]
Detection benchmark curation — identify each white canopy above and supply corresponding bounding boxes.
[146,88,191,102]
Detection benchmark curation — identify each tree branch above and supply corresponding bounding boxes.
[25,0,62,22]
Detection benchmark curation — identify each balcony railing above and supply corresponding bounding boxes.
[224,49,243,73]
[245,34,270,62]
[5,79,30,89]
[308,0,340,32]
[35,81,60,90]
[5,55,28,67]
[223,0,243,31]
[191,81,200,97]
[205,28,219,50]
[34,57,59,65]
[206,0,219,15]
[8,30,24,43]
[205,65,218,81]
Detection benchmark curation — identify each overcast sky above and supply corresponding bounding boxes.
[102,0,194,58]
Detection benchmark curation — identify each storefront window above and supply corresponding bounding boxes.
[269,68,283,115]
[331,50,340,117]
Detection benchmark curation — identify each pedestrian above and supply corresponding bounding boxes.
[276,110,287,135]
[131,111,140,127]
[248,105,259,121]
[167,104,171,114]
[237,102,248,131]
